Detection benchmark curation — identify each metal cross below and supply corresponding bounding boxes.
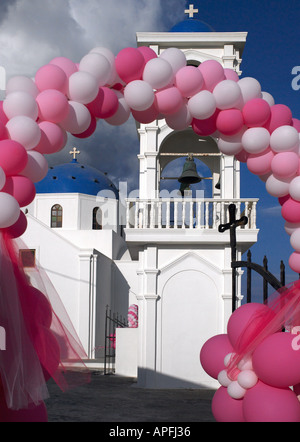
[70,147,81,160]
[218,204,248,312]
[185,4,199,18]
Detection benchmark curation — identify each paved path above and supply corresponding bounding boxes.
[45,371,216,423]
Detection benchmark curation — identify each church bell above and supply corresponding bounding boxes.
[178,155,202,186]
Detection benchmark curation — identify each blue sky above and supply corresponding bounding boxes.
[0,0,299,290]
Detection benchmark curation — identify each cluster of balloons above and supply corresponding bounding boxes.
[0,45,299,270]
[200,303,300,422]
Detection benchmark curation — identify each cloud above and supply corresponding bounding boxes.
[0,0,186,192]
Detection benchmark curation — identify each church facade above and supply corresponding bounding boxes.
[21,9,259,389]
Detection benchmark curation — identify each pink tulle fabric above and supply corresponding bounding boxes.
[228,279,300,378]
[0,232,90,410]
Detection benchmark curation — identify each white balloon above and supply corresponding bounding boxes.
[0,166,6,191]
[105,91,131,126]
[224,353,236,367]
[3,91,38,120]
[217,370,232,388]
[262,91,275,107]
[188,90,216,119]
[289,176,300,201]
[227,381,247,399]
[237,355,253,371]
[270,125,300,153]
[285,221,300,236]
[6,115,41,150]
[143,58,174,90]
[213,80,242,110]
[238,77,262,104]
[160,48,186,74]
[20,151,48,183]
[165,104,192,130]
[89,47,117,85]
[6,75,39,98]
[124,80,154,111]
[79,52,112,86]
[218,128,247,156]
[290,228,300,252]
[68,71,99,104]
[237,370,258,390]
[59,101,91,134]
[0,192,20,228]
[265,174,292,197]
[242,127,270,154]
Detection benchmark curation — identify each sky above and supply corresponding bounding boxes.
[0,0,299,294]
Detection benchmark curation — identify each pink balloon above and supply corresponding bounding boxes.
[271,152,299,179]
[175,66,203,98]
[35,121,66,154]
[252,333,300,388]
[235,149,249,163]
[264,104,293,133]
[0,398,48,423]
[227,303,275,352]
[247,148,275,176]
[292,118,300,133]
[212,386,245,422]
[278,194,290,206]
[224,68,239,82]
[289,252,300,273]
[243,98,271,128]
[26,286,52,329]
[137,46,157,63]
[216,109,244,136]
[115,47,145,84]
[0,102,8,125]
[87,87,118,119]
[198,60,225,92]
[3,210,27,238]
[200,334,234,380]
[192,110,220,136]
[35,64,68,94]
[36,89,69,124]
[50,56,78,78]
[131,100,159,124]
[0,121,7,140]
[105,91,131,126]
[155,86,183,115]
[165,104,192,131]
[0,140,28,176]
[281,198,300,223]
[243,381,300,422]
[3,175,36,207]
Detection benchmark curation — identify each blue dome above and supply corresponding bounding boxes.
[35,160,119,199]
[170,19,214,33]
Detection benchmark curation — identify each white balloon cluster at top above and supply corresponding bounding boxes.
[1,45,300,271]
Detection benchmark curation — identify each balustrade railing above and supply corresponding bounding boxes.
[125,198,258,230]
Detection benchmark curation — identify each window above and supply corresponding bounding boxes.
[51,204,63,228]
[93,207,102,230]
[20,249,36,268]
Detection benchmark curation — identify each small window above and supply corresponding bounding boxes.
[20,249,36,268]
[93,207,102,230]
[51,204,63,228]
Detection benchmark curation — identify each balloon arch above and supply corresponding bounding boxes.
[2,45,300,422]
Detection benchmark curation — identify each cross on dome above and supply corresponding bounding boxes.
[70,147,81,161]
[184,4,199,18]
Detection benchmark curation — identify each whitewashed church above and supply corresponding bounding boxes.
[22,6,259,389]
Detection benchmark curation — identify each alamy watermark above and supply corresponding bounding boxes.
[292,66,300,91]
[0,327,6,351]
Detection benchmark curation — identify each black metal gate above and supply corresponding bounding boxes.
[104,305,127,375]
[219,204,286,312]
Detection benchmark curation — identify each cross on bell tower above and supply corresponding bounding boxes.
[184,4,199,18]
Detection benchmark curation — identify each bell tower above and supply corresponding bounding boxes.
[121,5,259,389]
